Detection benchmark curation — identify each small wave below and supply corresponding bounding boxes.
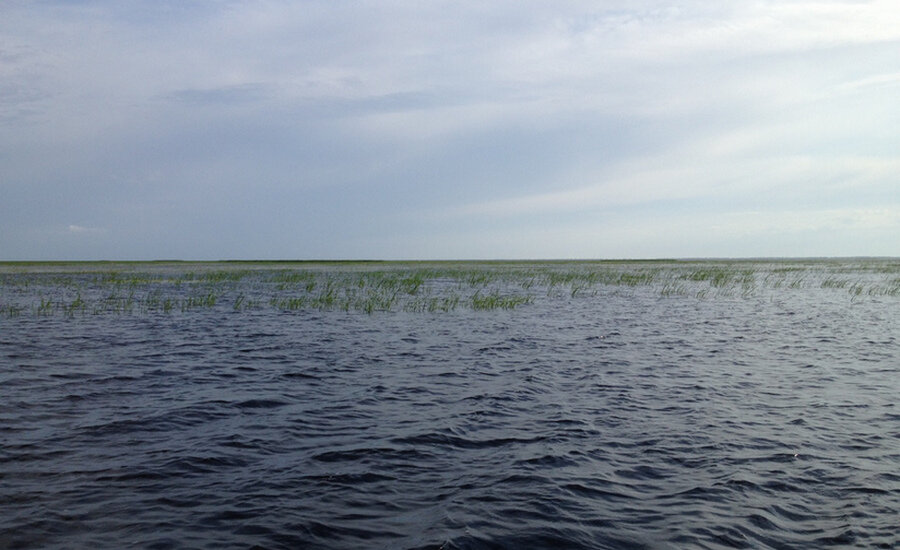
[304,472,398,484]
[311,446,435,463]
[514,454,581,469]
[3,263,899,549]
[392,432,545,450]
[234,398,289,409]
[561,481,636,501]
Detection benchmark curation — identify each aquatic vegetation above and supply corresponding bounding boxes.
[0,259,896,317]
[681,267,755,288]
[37,296,54,316]
[471,291,533,310]
[660,282,688,297]
[404,294,461,313]
[63,293,87,317]
[0,302,24,317]
[821,277,850,289]
[202,270,251,283]
[182,291,218,311]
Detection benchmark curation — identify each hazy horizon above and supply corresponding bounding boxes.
[2,1,898,260]
[2,256,898,264]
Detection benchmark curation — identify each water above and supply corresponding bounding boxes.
[1,261,898,549]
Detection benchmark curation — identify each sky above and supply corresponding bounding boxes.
[1,0,898,260]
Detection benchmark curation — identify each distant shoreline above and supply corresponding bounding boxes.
[1,256,897,266]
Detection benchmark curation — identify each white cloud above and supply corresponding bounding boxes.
[835,72,900,94]
[716,207,900,235]
[67,224,102,234]
[435,151,900,221]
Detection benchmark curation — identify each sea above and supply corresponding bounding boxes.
[1,260,897,549]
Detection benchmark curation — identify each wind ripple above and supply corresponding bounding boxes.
[1,277,898,549]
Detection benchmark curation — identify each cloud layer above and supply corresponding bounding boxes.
[2,0,898,259]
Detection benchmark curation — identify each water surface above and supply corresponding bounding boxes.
[1,260,898,549]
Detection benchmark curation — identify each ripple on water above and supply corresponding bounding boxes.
[1,268,899,549]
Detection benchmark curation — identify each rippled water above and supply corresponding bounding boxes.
[2,261,898,549]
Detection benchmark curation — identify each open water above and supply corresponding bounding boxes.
[1,262,898,549]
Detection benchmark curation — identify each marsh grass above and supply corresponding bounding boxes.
[471,291,533,310]
[37,296,54,316]
[1,259,897,317]
[822,278,850,289]
[0,303,24,317]
[63,293,87,317]
[181,291,218,311]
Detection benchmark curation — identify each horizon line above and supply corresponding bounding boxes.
[1,256,898,264]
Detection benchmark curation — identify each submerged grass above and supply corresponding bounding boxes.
[471,291,533,310]
[1,259,897,317]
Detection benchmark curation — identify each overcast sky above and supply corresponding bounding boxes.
[2,1,898,260]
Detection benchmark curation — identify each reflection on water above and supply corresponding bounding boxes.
[1,260,898,549]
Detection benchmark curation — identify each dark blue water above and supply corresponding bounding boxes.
[2,266,898,549]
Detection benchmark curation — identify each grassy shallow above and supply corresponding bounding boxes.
[1,259,898,317]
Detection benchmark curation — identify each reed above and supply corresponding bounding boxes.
[0,303,24,317]
[63,293,86,317]
[471,291,533,310]
[1,259,896,317]
[821,278,849,289]
[37,296,53,315]
[182,291,218,311]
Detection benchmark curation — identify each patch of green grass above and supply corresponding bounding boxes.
[182,291,217,311]
[471,291,533,310]
[0,303,24,317]
[821,278,849,289]
[63,293,87,317]
[405,294,461,313]
[2,259,897,317]
[203,270,251,283]
[37,296,54,316]
[683,267,740,287]
[617,270,656,286]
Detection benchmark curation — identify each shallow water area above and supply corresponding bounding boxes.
[1,260,898,549]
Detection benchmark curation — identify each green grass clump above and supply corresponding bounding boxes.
[471,291,533,310]
[616,269,657,286]
[202,270,251,283]
[182,292,217,311]
[401,293,462,313]
[682,267,744,287]
[821,278,850,289]
[2,259,897,317]
[0,303,24,317]
[63,294,87,317]
[37,296,54,316]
